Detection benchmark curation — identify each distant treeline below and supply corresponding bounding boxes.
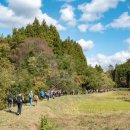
[109,60,130,88]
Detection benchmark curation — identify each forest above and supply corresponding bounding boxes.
[0,18,129,109]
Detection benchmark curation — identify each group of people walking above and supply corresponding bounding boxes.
[6,89,62,115]
[6,89,83,115]
[7,92,24,115]
[7,91,40,115]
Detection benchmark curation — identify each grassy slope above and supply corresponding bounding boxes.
[0,91,130,130]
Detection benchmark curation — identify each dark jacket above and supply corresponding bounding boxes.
[7,94,13,103]
[17,95,24,104]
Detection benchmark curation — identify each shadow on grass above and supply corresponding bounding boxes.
[123,99,130,102]
[5,110,17,115]
[104,128,124,130]
[24,104,35,106]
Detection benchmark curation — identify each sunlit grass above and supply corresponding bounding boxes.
[1,91,130,130]
[43,92,130,114]
[103,91,130,99]
[76,99,130,112]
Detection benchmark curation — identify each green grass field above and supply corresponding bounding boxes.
[0,91,130,130]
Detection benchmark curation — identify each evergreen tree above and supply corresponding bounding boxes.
[26,24,35,37]
[95,65,103,72]
[33,18,40,37]
[49,25,62,55]
[114,59,130,87]
[40,20,49,40]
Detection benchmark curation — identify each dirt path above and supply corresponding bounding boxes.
[0,101,47,130]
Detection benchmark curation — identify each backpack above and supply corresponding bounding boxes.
[17,96,22,103]
[8,95,13,102]
[34,95,38,101]
[40,91,44,97]
[29,93,33,99]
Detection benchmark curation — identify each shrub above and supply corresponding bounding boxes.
[41,116,56,130]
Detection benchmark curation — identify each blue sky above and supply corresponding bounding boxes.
[0,0,130,69]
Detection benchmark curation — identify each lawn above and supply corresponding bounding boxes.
[0,91,130,130]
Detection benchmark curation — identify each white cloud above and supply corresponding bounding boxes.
[8,0,42,18]
[0,0,65,31]
[77,39,94,50]
[78,23,105,32]
[60,5,74,21]
[42,13,66,31]
[89,23,105,32]
[0,4,30,28]
[67,19,76,27]
[78,0,125,22]
[125,38,130,51]
[125,37,130,45]
[108,12,130,29]
[87,41,130,70]
[78,24,89,32]
[60,5,76,26]
[58,0,75,2]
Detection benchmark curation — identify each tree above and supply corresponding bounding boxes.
[33,18,40,37]
[0,58,14,109]
[127,71,130,88]
[26,24,35,37]
[40,19,49,41]
[62,38,87,75]
[107,65,114,78]
[114,59,130,87]
[13,69,33,99]
[49,25,62,55]
[95,64,103,72]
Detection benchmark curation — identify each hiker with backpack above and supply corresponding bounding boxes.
[33,94,39,106]
[29,91,33,106]
[39,89,44,100]
[7,92,13,112]
[16,93,24,115]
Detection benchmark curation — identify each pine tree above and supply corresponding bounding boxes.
[33,18,40,37]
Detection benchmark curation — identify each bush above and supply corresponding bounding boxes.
[41,116,56,130]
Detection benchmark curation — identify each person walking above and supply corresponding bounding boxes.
[39,89,44,100]
[33,94,39,106]
[7,92,13,112]
[45,92,50,101]
[29,91,33,106]
[16,93,24,115]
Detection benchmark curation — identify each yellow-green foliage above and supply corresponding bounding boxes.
[0,43,10,57]
[34,77,48,94]
[0,58,14,109]
[100,73,115,89]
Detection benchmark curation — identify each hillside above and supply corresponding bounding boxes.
[0,18,115,109]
